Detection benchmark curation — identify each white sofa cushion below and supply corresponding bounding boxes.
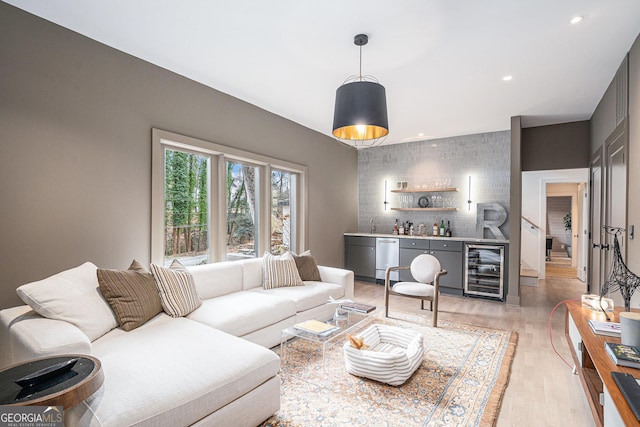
[187,291,296,337]
[0,306,92,369]
[16,262,117,341]
[69,315,280,427]
[188,261,243,299]
[392,282,436,297]
[241,258,263,290]
[250,281,345,312]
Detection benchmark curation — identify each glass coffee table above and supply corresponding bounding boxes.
[280,307,375,370]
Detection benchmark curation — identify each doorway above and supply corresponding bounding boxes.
[545,192,577,279]
[520,169,589,282]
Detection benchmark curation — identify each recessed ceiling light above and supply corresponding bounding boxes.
[418,133,425,137]
[570,16,583,24]
[502,75,513,81]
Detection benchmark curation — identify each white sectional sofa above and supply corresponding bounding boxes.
[0,257,354,426]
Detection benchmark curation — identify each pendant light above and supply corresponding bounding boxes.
[332,34,389,147]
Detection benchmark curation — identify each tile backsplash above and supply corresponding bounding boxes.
[358,130,511,239]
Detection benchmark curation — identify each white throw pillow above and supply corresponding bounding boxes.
[16,262,118,341]
[262,252,303,289]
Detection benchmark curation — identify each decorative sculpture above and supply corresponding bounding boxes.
[476,203,507,239]
[599,226,640,312]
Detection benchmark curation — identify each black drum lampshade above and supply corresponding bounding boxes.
[332,80,388,142]
[332,34,389,147]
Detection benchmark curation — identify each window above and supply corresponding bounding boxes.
[271,169,296,254]
[152,129,307,265]
[163,149,210,266]
[226,161,258,260]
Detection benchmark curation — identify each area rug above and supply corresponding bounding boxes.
[261,311,517,427]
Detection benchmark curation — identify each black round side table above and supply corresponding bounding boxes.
[0,354,103,409]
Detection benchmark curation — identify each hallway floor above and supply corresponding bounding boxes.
[546,250,578,278]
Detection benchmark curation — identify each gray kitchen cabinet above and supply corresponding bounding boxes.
[399,239,430,282]
[344,236,376,280]
[398,239,463,295]
[430,240,463,294]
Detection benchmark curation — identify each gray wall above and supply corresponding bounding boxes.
[590,77,618,157]
[0,4,358,309]
[589,33,640,293]
[521,121,590,171]
[629,34,640,279]
[357,131,511,239]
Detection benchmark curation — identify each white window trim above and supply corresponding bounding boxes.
[151,128,308,264]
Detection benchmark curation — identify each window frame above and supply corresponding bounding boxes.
[151,128,307,264]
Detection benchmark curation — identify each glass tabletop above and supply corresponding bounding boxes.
[282,309,373,344]
[0,356,96,405]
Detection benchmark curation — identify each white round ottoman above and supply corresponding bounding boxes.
[343,324,424,386]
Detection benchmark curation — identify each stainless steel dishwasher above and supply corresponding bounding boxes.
[376,238,399,282]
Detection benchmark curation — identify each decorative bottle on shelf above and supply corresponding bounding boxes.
[445,221,452,237]
[439,220,445,237]
[432,220,439,237]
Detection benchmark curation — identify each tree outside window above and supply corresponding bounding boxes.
[226,161,257,260]
[164,149,209,266]
[271,170,295,254]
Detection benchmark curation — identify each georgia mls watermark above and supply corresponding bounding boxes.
[0,406,63,427]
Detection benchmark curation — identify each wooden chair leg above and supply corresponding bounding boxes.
[384,273,390,318]
[432,295,438,328]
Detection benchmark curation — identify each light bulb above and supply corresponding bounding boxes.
[356,125,366,135]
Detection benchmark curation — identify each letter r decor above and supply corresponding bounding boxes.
[476,203,507,239]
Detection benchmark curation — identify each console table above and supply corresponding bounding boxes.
[565,301,640,426]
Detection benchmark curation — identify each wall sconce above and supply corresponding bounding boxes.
[383,180,389,211]
[467,175,472,211]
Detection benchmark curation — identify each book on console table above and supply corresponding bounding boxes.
[588,319,621,337]
[605,342,640,369]
[293,319,340,336]
[612,372,640,422]
[340,302,376,313]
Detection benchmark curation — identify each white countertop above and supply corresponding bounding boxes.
[344,232,509,244]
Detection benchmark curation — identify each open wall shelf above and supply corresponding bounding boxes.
[391,208,458,211]
[391,188,459,193]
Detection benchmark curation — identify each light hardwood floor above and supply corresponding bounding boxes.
[354,277,595,427]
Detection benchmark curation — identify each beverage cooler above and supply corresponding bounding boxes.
[464,244,505,300]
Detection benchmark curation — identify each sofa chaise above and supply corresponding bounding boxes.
[0,254,354,426]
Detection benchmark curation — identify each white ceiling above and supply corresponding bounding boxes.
[6,0,640,147]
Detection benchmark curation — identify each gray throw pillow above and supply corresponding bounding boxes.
[291,250,322,282]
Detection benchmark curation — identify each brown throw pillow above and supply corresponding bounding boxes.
[150,260,202,317]
[291,250,322,281]
[97,260,163,331]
